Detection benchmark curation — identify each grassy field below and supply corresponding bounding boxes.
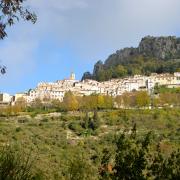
[0,108,179,179]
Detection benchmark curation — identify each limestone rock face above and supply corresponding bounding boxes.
[139,36,180,60]
[104,36,180,69]
[81,36,180,81]
[93,60,104,76]
[81,71,93,81]
[105,47,139,67]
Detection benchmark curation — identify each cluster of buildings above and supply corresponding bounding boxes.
[1,72,180,106]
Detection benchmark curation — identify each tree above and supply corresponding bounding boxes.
[104,95,114,109]
[97,95,105,109]
[63,91,79,111]
[80,95,98,111]
[99,148,112,180]
[135,91,150,108]
[114,65,127,78]
[0,0,37,74]
[51,99,63,110]
[122,92,136,108]
[97,70,106,81]
[147,148,180,179]
[99,127,180,180]
[0,65,6,74]
[113,128,151,179]
[65,149,96,180]
[0,0,37,39]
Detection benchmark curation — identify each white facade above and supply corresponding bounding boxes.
[10,72,180,104]
[29,89,65,102]
[0,93,12,103]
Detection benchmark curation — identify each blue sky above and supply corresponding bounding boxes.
[1,0,180,94]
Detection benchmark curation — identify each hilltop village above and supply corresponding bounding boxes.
[1,72,180,105]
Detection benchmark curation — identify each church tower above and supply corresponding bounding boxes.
[70,72,75,80]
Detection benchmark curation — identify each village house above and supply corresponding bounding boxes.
[23,72,180,103]
[0,93,13,105]
[2,72,179,105]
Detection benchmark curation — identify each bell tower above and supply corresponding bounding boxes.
[70,72,75,80]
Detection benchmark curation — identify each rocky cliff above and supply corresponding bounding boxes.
[138,36,180,59]
[82,36,180,81]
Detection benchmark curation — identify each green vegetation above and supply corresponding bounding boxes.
[1,87,180,117]
[83,36,180,81]
[0,146,38,180]
[0,107,179,179]
[100,127,180,180]
[0,87,179,179]
[95,56,180,81]
[154,85,180,94]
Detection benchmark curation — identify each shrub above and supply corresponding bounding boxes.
[99,126,180,180]
[68,122,84,135]
[0,146,35,180]
[15,127,22,132]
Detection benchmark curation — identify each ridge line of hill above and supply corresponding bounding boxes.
[82,36,180,81]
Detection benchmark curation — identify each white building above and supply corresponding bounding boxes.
[0,93,12,103]
[29,89,65,102]
[12,72,180,104]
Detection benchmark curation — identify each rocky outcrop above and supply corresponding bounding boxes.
[93,60,104,77]
[139,36,180,60]
[105,47,139,67]
[82,36,180,81]
[81,71,93,81]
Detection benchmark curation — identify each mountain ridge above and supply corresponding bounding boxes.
[82,36,180,81]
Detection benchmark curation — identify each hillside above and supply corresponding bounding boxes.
[0,109,179,179]
[82,36,180,81]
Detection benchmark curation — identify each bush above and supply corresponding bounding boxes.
[68,122,84,135]
[15,127,22,132]
[0,146,35,180]
[100,126,180,180]
[64,150,97,180]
